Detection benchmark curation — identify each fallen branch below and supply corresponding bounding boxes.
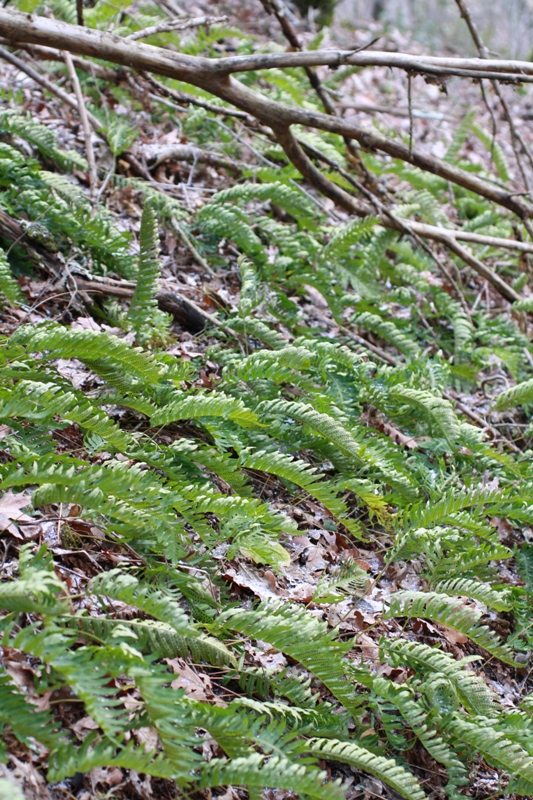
[0,8,529,306]
[141,143,249,172]
[73,276,208,333]
[1,9,530,224]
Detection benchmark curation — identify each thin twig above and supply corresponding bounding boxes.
[169,218,216,277]
[62,50,98,204]
[126,15,227,41]
[407,72,414,157]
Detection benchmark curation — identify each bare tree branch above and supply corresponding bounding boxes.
[1,9,530,225]
[0,9,533,219]
[126,15,227,42]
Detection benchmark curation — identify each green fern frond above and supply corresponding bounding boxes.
[11,324,162,383]
[389,386,461,447]
[445,111,475,163]
[472,123,511,183]
[322,217,378,260]
[432,577,513,611]
[238,447,348,519]
[372,677,468,788]
[495,378,533,409]
[308,738,427,800]
[0,246,23,306]
[14,626,127,738]
[380,638,498,716]
[228,317,287,348]
[0,109,86,170]
[88,570,195,635]
[200,204,265,263]
[77,616,236,667]
[127,203,168,339]
[312,559,369,603]
[0,380,132,451]
[445,714,533,784]
[150,391,259,427]
[0,569,69,616]
[48,734,171,783]
[354,312,420,359]
[385,590,518,665]
[405,487,503,530]
[211,181,316,223]
[222,601,361,713]
[237,255,261,316]
[0,669,64,751]
[200,752,343,800]
[258,398,417,498]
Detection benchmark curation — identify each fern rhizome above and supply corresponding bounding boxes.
[1,1,533,799]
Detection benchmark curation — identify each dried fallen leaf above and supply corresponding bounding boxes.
[0,490,34,537]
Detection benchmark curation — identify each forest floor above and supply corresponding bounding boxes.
[2,1,533,799]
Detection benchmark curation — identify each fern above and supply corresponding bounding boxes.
[308,738,427,800]
[472,122,511,183]
[2,14,533,796]
[322,216,378,260]
[11,324,162,383]
[312,559,369,603]
[211,181,316,223]
[445,714,533,784]
[127,203,170,341]
[0,245,23,306]
[372,676,468,791]
[0,109,86,170]
[150,391,259,427]
[385,590,518,665]
[432,577,513,612]
[354,311,421,359]
[389,386,461,448]
[200,752,343,799]
[383,638,498,715]
[221,601,362,714]
[495,378,533,409]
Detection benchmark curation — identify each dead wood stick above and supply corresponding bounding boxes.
[73,275,240,336]
[3,37,519,301]
[169,218,216,278]
[0,208,64,278]
[141,143,249,172]
[143,73,253,121]
[76,0,84,27]
[63,50,98,202]
[407,222,533,254]
[1,11,532,224]
[73,277,208,333]
[126,15,227,41]
[4,12,533,79]
[439,236,521,303]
